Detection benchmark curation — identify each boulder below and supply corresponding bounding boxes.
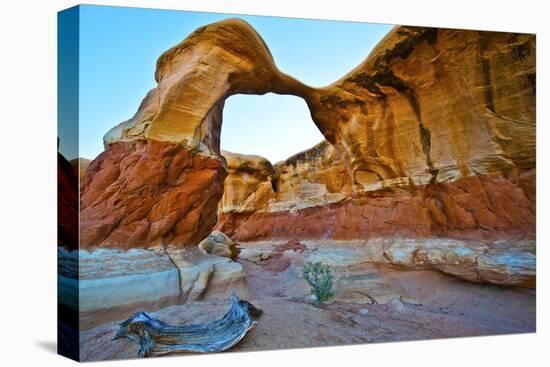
[198,230,239,260]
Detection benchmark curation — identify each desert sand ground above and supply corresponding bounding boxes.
[79,241,535,362]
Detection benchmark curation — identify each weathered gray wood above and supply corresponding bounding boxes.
[112,293,261,357]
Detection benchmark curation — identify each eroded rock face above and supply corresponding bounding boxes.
[320,29,534,188]
[82,19,535,250]
[80,140,226,249]
[220,142,352,214]
[218,171,535,242]
[219,151,279,214]
[103,18,311,156]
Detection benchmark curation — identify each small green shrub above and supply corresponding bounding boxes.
[302,261,334,306]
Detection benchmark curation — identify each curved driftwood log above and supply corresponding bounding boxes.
[113,294,262,357]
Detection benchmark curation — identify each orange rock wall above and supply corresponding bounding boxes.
[217,171,535,242]
[80,140,226,249]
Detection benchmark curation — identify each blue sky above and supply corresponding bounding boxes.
[71,5,391,162]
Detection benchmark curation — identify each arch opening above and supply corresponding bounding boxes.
[220,93,325,164]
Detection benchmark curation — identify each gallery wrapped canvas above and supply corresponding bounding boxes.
[58,4,536,362]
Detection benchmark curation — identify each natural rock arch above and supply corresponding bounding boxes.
[80,18,535,249]
[103,18,317,158]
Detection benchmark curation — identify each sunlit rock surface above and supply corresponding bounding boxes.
[80,19,312,249]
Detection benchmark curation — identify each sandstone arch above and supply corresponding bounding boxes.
[80,18,535,249]
[80,18,319,249]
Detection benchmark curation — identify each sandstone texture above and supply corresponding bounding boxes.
[80,140,226,249]
[198,230,239,259]
[102,19,310,156]
[80,18,313,249]
[218,171,535,242]
[80,18,535,270]
[219,142,351,215]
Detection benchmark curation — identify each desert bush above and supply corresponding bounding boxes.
[302,261,334,306]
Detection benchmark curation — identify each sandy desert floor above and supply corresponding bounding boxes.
[79,241,536,362]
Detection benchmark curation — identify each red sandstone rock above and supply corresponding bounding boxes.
[217,172,535,242]
[80,140,226,249]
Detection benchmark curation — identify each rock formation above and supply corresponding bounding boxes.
[198,231,239,259]
[81,19,535,254]
[238,238,535,291]
[80,141,226,249]
[61,20,537,361]
[80,18,313,249]
[216,26,536,243]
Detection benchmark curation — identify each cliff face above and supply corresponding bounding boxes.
[220,142,352,214]
[81,18,535,249]
[217,164,535,242]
